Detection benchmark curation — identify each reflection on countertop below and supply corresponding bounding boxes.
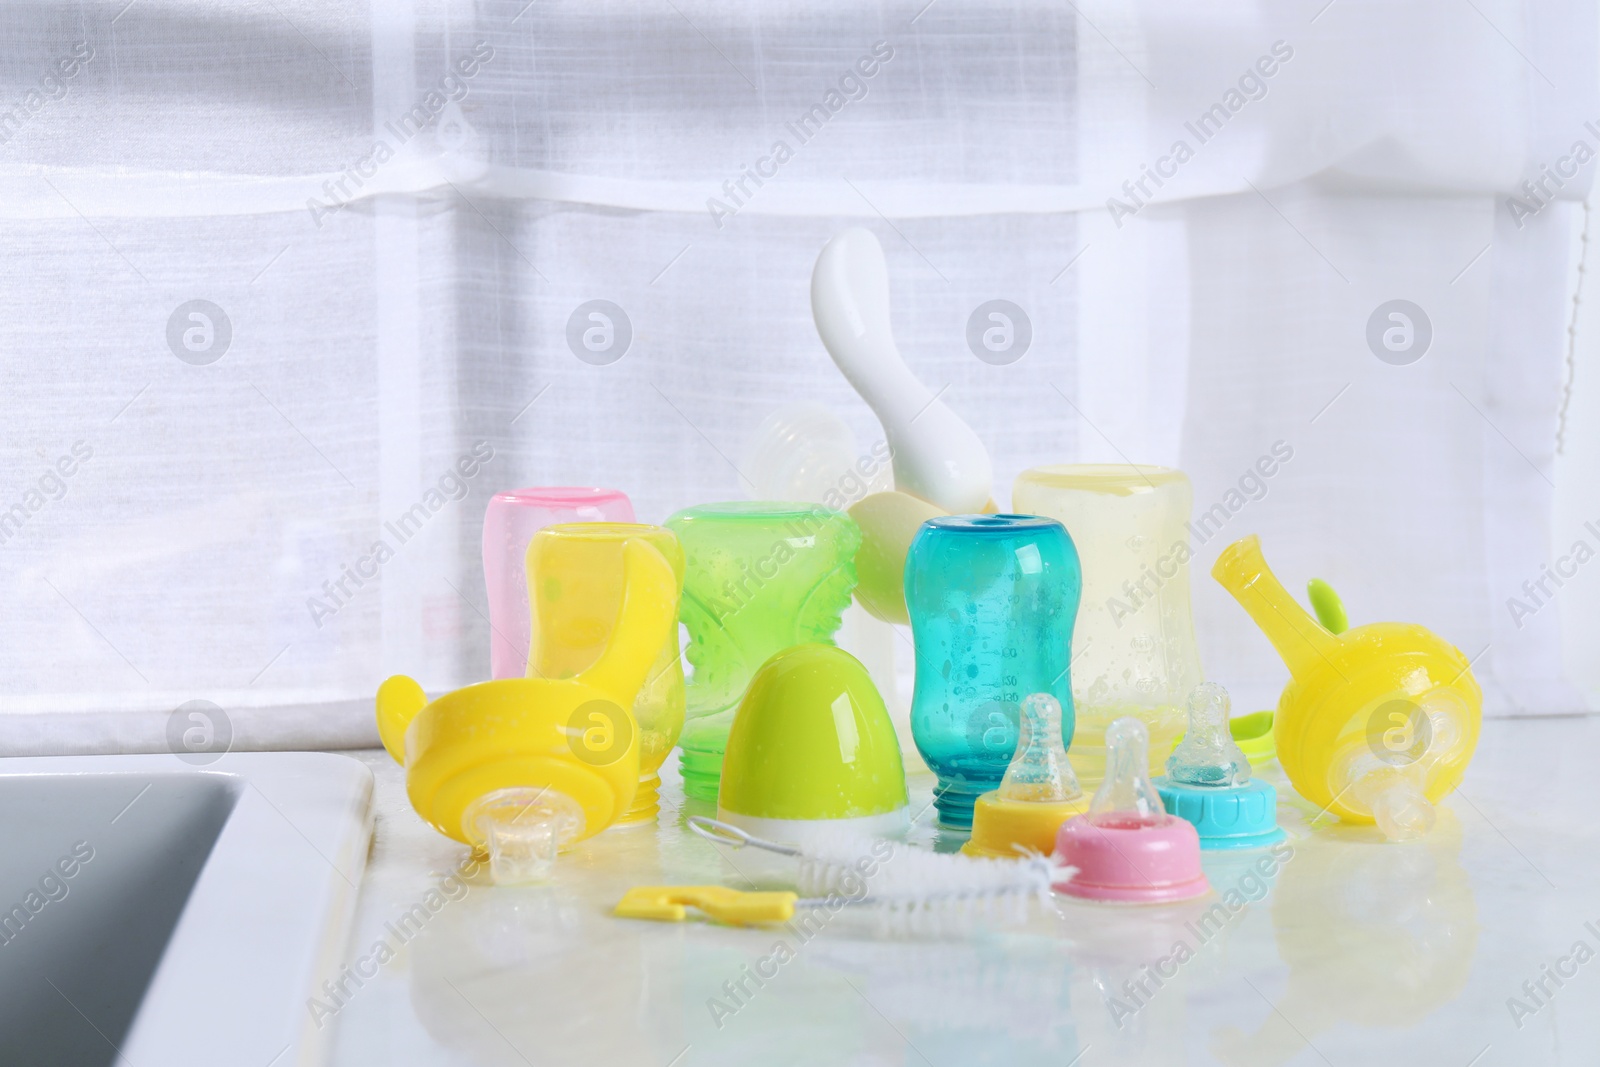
[328,716,1600,1066]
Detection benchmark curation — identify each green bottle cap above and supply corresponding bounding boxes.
[717,644,908,838]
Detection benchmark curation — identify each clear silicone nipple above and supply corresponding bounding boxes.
[1346,704,1461,842]
[1089,717,1169,828]
[463,787,586,885]
[1167,682,1251,787]
[998,693,1083,803]
[1351,762,1436,841]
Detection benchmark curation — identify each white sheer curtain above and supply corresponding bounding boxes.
[0,0,1593,753]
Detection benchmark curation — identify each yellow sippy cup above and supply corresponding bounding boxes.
[1212,535,1481,841]
[528,522,686,827]
[376,538,680,884]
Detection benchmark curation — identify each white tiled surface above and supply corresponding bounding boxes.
[326,717,1600,1066]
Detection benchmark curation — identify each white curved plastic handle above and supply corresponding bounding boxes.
[810,228,993,513]
[686,815,802,856]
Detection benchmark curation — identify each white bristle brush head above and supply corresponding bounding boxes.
[689,817,1076,938]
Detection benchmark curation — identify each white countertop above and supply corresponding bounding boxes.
[325,716,1600,1066]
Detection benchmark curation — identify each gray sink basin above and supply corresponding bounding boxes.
[0,752,373,1066]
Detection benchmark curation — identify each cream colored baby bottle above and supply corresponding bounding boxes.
[1012,465,1202,787]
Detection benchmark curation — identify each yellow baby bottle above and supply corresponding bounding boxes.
[528,522,685,826]
[1212,535,1481,841]
[376,538,679,883]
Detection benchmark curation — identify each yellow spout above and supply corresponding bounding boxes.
[1211,535,1342,682]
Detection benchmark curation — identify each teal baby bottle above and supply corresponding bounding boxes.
[906,514,1081,828]
[667,501,861,802]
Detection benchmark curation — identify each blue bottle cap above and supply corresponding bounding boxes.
[1154,776,1286,850]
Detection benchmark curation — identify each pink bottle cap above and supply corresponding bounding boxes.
[482,487,633,679]
[1052,716,1209,903]
[1052,815,1209,902]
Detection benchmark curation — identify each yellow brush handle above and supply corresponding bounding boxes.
[615,885,797,925]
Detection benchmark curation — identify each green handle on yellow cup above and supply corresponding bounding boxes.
[1307,577,1348,635]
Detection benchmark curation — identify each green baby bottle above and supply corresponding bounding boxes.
[666,501,861,802]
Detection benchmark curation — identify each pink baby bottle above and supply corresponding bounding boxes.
[482,487,634,678]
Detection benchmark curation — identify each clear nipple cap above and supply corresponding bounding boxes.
[1345,704,1461,842]
[1155,684,1287,851]
[464,787,586,885]
[999,693,1083,804]
[1088,717,1168,829]
[1053,715,1210,901]
[1167,682,1251,787]
[962,692,1089,858]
